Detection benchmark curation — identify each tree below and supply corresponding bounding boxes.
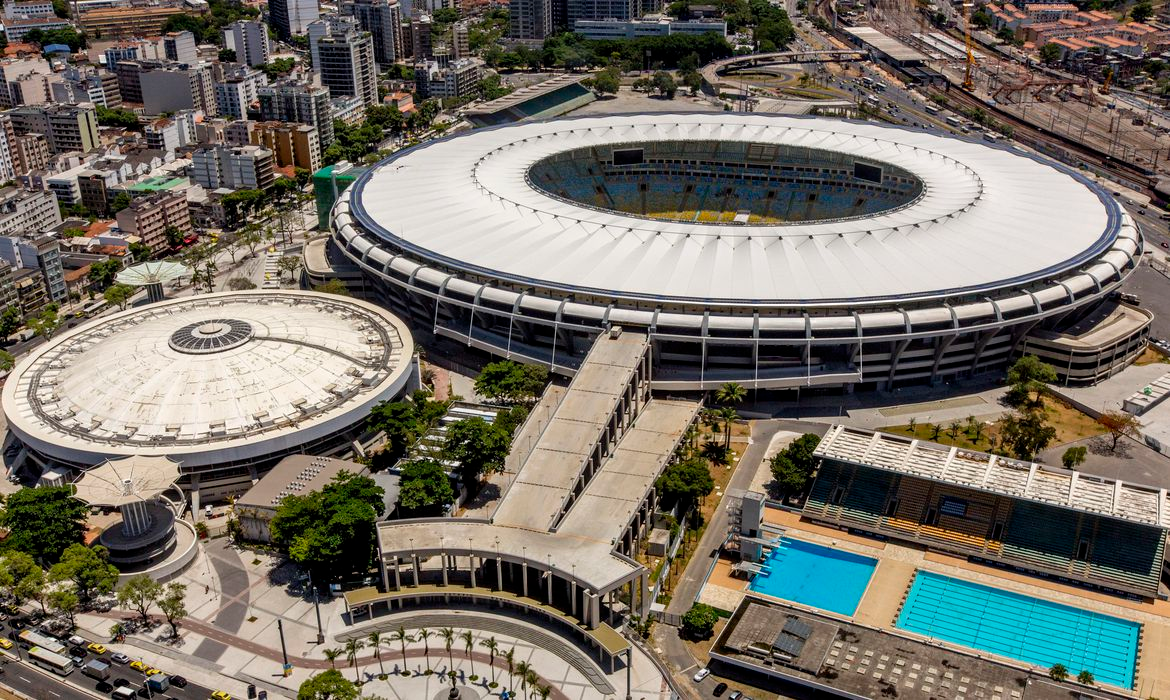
[1061,445,1087,468]
[323,648,344,670]
[225,277,255,290]
[715,381,746,407]
[652,70,677,98]
[416,628,431,669]
[474,360,548,404]
[0,305,22,338]
[269,471,385,577]
[277,255,303,282]
[480,636,499,686]
[515,660,532,699]
[1098,410,1141,451]
[95,106,138,130]
[343,638,364,684]
[104,283,135,310]
[998,412,1056,460]
[588,67,620,94]
[0,349,13,372]
[1049,663,1069,681]
[110,191,132,213]
[460,630,475,679]
[49,543,119,601]
[48,585,79,627]
[313,279,351,296]
[1077,670,1094,686]
[681,602,719,639]
[367,630,385,676]
[769,433,821,497]
[439,627,455,674]
[655,457,714,508]
[27,306,60,340]
[116,574,162,623]
[396,459,455,514]
[297,670,358,700]
[4,551,43,606]
[1006,355,1057,408]
[443,417,510,492]
[971,9,991,28]
[1038,42,1062,65]
[0,485,87,563]
[1132,0,1153,22]
[368,400,425,465]
[503,648,516,693]
[129,241,152,262]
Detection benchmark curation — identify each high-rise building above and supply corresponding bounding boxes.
[308,15,357,69]
[452,20,470,60]
[139,63,215,116]
[0,233,66,303]
[143,111,198,152]
[162,31,199,65]
[0,117,17,183]
[566,0,638,27]
[12,132,48,174]
[214,65,267,119]
[509,0,552,40]
[7,104,99,154]
[257,81,334,149]
[191,144,275,191]
[223,20,271,67]
[269,0,320,39]
[349,0,403,66]
[52,65,121,108]
[114,191,192,255]
[410,14,433,59]
[316,25,377,107]
[414,57,483,99]
[251,122,320,173]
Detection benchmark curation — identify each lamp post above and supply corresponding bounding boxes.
[309,571,324,644]
[277,619,291,676]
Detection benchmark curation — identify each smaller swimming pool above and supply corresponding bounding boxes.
[747,538,877,616]
[897,571,1140,689]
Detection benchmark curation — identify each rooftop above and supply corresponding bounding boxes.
[236,455,366,509]
[843,26,930,62]
[71,455,180,507]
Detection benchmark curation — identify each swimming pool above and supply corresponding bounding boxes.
[747,538,877,616]
[896,571,1140,689]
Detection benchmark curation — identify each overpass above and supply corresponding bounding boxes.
[702,49,867,88]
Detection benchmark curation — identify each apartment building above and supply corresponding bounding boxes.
[191,144,275,191]
[114,190,192,254]
[257,81,334,149]
[7,104,99,154]
[223,20,271,67]
[251,122,320,173]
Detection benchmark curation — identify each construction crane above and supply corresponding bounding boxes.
[1101,65,1114,95]
[962,1,977,91]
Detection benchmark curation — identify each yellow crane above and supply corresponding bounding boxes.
[1101,66,1113,95]
[962,1,977,91]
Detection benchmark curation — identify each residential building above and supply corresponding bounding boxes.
[13,132,49,174]
[224,119,254,145]
[7,104,99,154]
[0,116,16,182]
[214,65,268,119]
[4,1,55,19]
[411,14,433,59]
[223,20,271,67]
[140,63,215,115]
[383,90,413,112]
[114,190,192,254]
[269,0,320,38]
[452,20,470,59]
[0,259,17,317]
[316,24,378,106]
[191,144,275,191]
[251,121,320,173]
[414,57,483,99]
[308,14,358,68]
[52,65,122,108]
[0,56,58,108]
[330,95,365,125]
[0,234,66,302]
[143,111,197,152]
[349,0,403,66]
[509,0,551,40]
[163,31,199,65]
[257,81,334,149]
[12,266,47,313]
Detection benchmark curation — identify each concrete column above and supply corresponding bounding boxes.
[470,554,477,589]
[441,552,448,586]
[546,569,553,605]
[522,562,529,598]
[380,557,390,591]
[412,554,421,586]
[640,572,651,616]
[393,559,401,590]
[571,579,578,617]
[586,590,600,629]
[495,557,502,591]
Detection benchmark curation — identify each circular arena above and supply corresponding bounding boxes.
[2,290,413,500]
[332,114,1148,392]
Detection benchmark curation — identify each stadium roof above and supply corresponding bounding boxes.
[463,74,588,116]
[348,114,1127,306]
[71,455,180,507]
[2,291,413,468]
[815,425,1170,528]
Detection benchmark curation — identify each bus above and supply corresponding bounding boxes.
[924,104,941,115]
[81,299,107,317]
[862,76,874,87]
[27,646,74,676]
[945,116,962,128]
[17,630,66,655]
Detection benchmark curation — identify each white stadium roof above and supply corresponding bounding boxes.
[2,291,413,469]
[349,114,1124,306]
[72,455,181,507]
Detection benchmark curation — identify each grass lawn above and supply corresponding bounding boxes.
[882,398,1105,451]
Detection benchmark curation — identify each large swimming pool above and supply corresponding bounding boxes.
[747,538,877,616]
[896,571,1140,689]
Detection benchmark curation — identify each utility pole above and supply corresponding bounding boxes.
[277,619,291,676]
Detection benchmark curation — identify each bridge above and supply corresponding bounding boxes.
[702,49,868,88]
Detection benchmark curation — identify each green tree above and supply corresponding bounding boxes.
[655,457,714,509]
[28,306,61,340]
[3,551,43,605]
[460,630,475,678]
[1006,355,1057,408]
[971,9,991,28]
[443,417,510,492]
[474,360,548,404]
[681,602,719,639]
[0,305,22,337]
[157,582,186,637]
[227,277,256,290]
[480,636,499,686]
[396,459,455,514]
[1039,42,1062,65]
[117,574,162,623]
[0,485,87,563]
[714,381,746,407]
[652,70,677,98]
[1062,445,1087,468]
[128,241,152,262]
[768,433,821,497]
[110,191,132,213]
[588,67,620,94]
[343,638,364,684]
[1132,0,1153,22]
[269,471,385,577]
[88,258,122,292]
[48,543,119,601]
[95,106,139,130]
[260,57,297,80]
[48,585,79,627]
[998,412,1057,460]
[104,283,135,310]
[277,255,302,282]
[323,648,343,670]
[368,400,427,464]
[390,626,412,673]
[313,279,351,296]
[1098,410,1141,451]
[297,669,358,700]
[367,630,385,676]
[1049,663,1069,681]
[1076,669,1094,685]
[0,349,13,372]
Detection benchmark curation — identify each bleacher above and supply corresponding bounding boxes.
[803,426,1170,599]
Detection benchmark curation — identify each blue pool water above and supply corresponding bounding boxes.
[896,571,1140,689]
[747,538,877,616]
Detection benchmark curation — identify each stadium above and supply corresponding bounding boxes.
[1,291,414,503]
[332,113,1148,392]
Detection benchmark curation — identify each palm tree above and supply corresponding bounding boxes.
[344,638,365,684]
[366,630,384,676]
[503,648,516,693]
[718,406,738,449]
[460,630,475,678]
[439,627,455,675]
[515,661,533,700]
[480,636,499,686]
[416,628,432,670]
[391,626,412,674]
[525,670,540,700]
[323,648,343,670]
[714,381,746,407]
[536,685,551,700]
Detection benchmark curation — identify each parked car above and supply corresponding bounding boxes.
[71,645,89,657]
[88,643,107,654]
[113,679,130,688]
[96,682,114,693]
[713,683,728,697]
[169,676,187,688]
[129,660,148,672]
[111,653,130,665]
[693,668,710,682]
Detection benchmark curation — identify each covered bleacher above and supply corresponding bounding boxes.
[463,75,596,127]
[804,425,1169,598]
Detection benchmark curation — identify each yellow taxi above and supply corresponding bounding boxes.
[211,691,232,700]
[87,643,106,654]
[0,639,12,650]
[145,667,163,676]
[129,660,148,672]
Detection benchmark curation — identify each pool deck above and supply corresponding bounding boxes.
[721,507,1170,697]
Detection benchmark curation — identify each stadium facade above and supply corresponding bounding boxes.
[332,114,1148,392]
